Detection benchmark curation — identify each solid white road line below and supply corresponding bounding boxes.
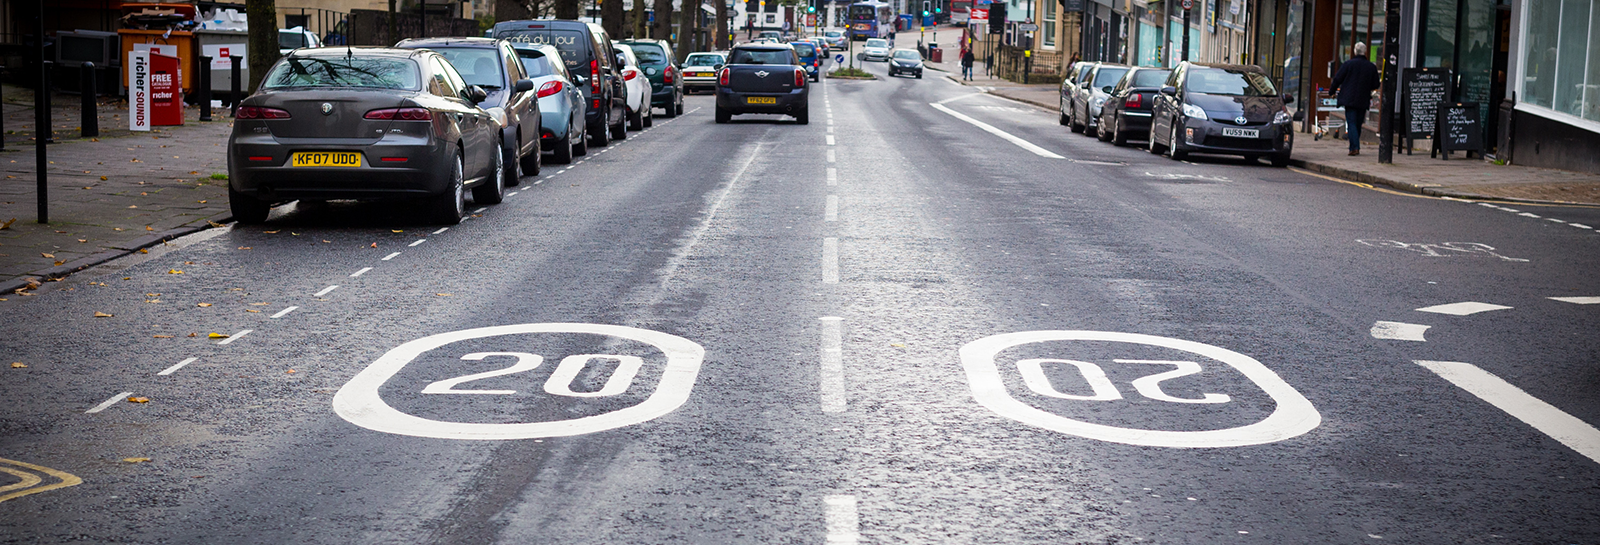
[1550,296,1600,304]
[409,239,426,247]
[350,267,373,277]
[1415,302,1513,316]
[433,227,449,234]
[1417,360,1600,465]
[822,237,839,284]
[314,285,339,297]
[382,252,402,261]
[271,306,299,318]
[823,495,860,544]
[216,329,253,345]
[826,167,838,186]
[1371,321,1430,341]
[929,102,1065,159]
[158,357,197,376]
[820,317,846,413]
[86,392,133,414]
[825,195,838,222]
[933,92,983,105]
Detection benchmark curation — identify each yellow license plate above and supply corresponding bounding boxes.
[291,151,363,168]
[692,72,711,77]
[747,97,777,104]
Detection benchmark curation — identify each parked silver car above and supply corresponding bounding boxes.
[514,43,589,164]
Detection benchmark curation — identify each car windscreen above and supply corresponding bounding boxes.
[262,57,420,90]
[1092,67,1128,89]
[792,43,817,57]
[892,50,920,60]
[1186,68,1278,96]
[865,39,888,48]
[684,54,724,67]
[1130,69,1171,87]
[429,47,503,88]
[729,49,792,64]
[627,43,668,64]
[498,29,590,70]
[517,50,563,78]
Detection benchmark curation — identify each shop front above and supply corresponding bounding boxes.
[1508,0,1600,174]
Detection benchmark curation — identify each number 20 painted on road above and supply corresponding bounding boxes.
[961,331,1321,448]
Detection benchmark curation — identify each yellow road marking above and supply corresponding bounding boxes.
[0,457,82,504]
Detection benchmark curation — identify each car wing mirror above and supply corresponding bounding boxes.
[574,74,589,86]
[465,85,489,104]
[1102,85,1113,93]
[1282,93,1295,104]
[1160,85,1177,96]
[513,78,535,93]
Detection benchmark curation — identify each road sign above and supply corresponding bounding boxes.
[1182,0,1193,9]
[969,7,988,21]
[835,53,845,64]
[334,323,706,440]
[959,330,1321,448]
[1017,23,1038,31]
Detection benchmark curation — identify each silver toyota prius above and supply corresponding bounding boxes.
[227,47,504,225]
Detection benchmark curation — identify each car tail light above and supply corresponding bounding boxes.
[236,106,290,119]
[590,59,601,96]
[364,107,432,120]
[1124,93,1141,108]
[536,80,564,98]
[379,157,408,162]
[247,156,273,161]
[624,69,639,81]
[718,68,730,86]
[794,68,805,87]
[663,66,675,84]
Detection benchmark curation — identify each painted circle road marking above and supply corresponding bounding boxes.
[959,331,1321,448]
[333,323,704,440]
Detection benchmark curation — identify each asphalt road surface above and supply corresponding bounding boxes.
[3,59,1599,544]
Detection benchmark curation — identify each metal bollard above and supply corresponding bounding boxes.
[230,56,242,116]
[80,61,98,138]
[198,56,212,122]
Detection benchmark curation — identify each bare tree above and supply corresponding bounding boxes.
[631,0,648,39]
[601,0,625,39]
[555,0,580,20]
[387,0,397,45]
[245,0,281,93]
[674,0,693,61]
[497,0,531,21]
[715,0,727,49]
[651,0,673,40]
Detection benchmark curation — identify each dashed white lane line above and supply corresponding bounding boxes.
[433,227,449,234]
[271,306,299,319]
[382,252,401,261]
[216,329,252,345]
[350,267,373,277]
[158,357,198,376]
[929,102,1065,159]
[1474,202,1594,230]
[826,167,837,186]
[1371,321,1430,341]
[1417,360,1600,465]
[826,125,834,133]
[1415,302,1513,316]
[819,317,846,413]
[825,195,839,222]
[409,239,427,247]
[826,135,836,146]
[822,237,839,284]
[86,392,133,414]
[1573,223,1594,229]
[1550,296,1600,304]
[1519,212,1542,218]
[1548,218,1567,223]
[823,495,860,544]
[313,285,339,297]
[826,149,836,163]
[507,191,519,197]
[471,207,487,214]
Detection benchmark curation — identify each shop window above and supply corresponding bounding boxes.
[1521,0,1600,122]
[1043,0,1056,48]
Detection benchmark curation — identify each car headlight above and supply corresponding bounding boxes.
[1182,103,1208,119]
[1274,110,1292,124]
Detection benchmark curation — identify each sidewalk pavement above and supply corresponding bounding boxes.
[0,91,232,297]
[921,49,1600,206]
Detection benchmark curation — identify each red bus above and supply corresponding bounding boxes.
[950,0,972,24]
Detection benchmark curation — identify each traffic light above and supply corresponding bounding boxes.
[807,5,815,13]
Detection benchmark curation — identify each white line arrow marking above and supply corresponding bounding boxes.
[1414,302,1513,315]
[1371,321,1430,341]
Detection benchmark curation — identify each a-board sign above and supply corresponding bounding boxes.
[1433,102,1482,158]
[1402,67,1451,140]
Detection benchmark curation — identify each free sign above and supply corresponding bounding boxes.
[333,323,704,440]
[960,330,1321,448]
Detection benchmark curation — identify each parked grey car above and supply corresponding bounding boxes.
[1057,61,1094,126]
[395,37,542,185]
[1066,62,1129,136]
[227,47,503,225]
[514,43,589,164]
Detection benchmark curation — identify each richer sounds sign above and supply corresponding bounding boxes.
[129,49,183,131]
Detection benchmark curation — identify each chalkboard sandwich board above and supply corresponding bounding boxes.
[1432,102,1482,160]
[1401,67,1451,155]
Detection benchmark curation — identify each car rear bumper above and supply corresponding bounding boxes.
[715,88,808,114]
[1175,118,1294,155]
[229,135,452,201]
[1115,111,1153,133]
[651,86,677,105]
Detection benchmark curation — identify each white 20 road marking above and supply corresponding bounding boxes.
[929,102,1065,159]
[1418,361,1600,465]
[333,323,704,440]
[961,330,1321,448]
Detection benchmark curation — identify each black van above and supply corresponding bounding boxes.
[492,20,628,146]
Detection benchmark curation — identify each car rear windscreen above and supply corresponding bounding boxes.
[627,43,668,64]
[729,49,792,65]
[498,29,590,70]
[1092,68,1128,89]
[262,57,420,90]
[278,32,310,49]
[430,47,503,88]
[792,43,817,57]
[1131,70,1171,87]
[685,54,724,66]
[518,50,563,78]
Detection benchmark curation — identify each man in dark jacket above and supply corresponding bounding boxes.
[961,48,975,80]
[1330,42,1380,155]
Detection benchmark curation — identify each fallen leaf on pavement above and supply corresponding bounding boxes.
[286,369,297,374]
[189,171,199,175]
[196,302,211,307]
[250,302,268,305]
[322,240,331,243]
[11,362,26,368]
[187,332,197,337]
[436,293,452,296]
[93,311,113,317]
[391,230,403,233]
[169,269,184,274]
[122,457,151,463]
[100,176,108,181]
[207,332,228,339]
[370,242,377,248]
[128,205,138,209]
[146,293,160,297]
[139,249,149,254]
[890,343,906,348]
[78,239,87,243]
[264,230,279,234]
[127,397,149,403]
[246,309,260,313]
[0,218,14,230]
[17,292,35,296]
[41,253,54,258]
[53,260,65,266]
[237,247,252,250]
[145,226,154,231]
[153,335,172,338]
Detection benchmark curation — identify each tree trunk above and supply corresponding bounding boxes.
[497,0,531,21]
[245,0,281,93]
[631,0,647,39]
[387,0,398,45]
[714,0,728,49]
[651,0,672,40]
[601,0,625,39]
[674,0,693,61]
[555,0,580,20]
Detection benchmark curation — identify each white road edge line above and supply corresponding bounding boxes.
[382,252,402,261]
[350,267,373,277]
[216,329,253,345]
[825,195,839,222]
[86,392,134,414]
[823,495,860,544]
[929,102,1065,159]
[314,285,339,297]
[820,317,846,413]
[1417,360,1600,465]
[158,357,198,376]
[409,239,426,247]
[822,237,840,284]
[271,306,299,319]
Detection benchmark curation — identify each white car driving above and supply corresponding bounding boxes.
[861,38,891,62]
[614,43,654,131]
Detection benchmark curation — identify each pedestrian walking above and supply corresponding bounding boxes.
[961,48,975,81]
[1329,42,1380,156]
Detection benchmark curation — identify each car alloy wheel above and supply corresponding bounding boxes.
[473,141,505,205]
[1168,123,1188,160]
[430,154,465,225]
